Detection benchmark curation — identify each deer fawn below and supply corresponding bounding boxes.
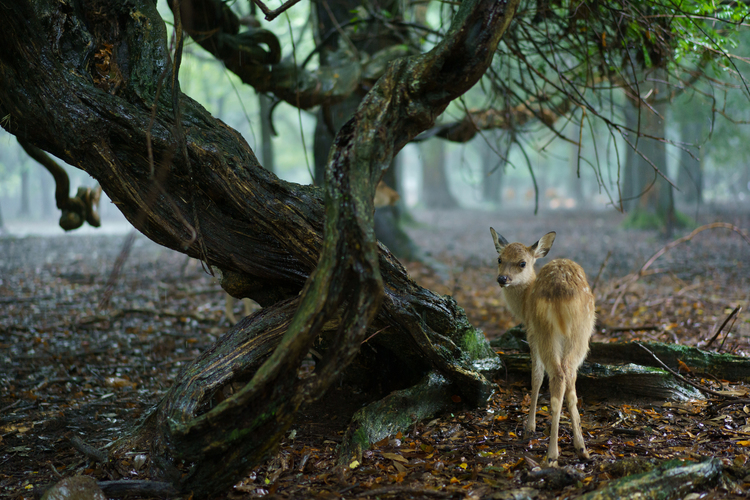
[490,228,595,466]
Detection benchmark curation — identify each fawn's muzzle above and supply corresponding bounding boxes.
[497,275,510,286]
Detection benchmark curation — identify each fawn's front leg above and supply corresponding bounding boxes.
[524,352,544,438]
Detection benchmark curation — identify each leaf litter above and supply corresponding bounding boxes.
[1,209,750,498]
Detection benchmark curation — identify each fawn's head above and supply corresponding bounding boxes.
[490,228,556,288]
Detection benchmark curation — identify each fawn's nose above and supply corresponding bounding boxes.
[497,275,510,286]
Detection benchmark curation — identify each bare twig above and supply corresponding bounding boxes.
[716,398,750,410]
[47,462,63,479]
[704,305,742,349]
[69,436,108,464]
[355,485,452,498]
[604,324,662,333]
[591,250,612,293]
[718,309,741,352]
[610,223,750,316]
[98,230,137,310]
[635,343,736,399]
[362,326,389,344]
[0,400,22,414]
[252,0,304,21]
[0,294,57,304]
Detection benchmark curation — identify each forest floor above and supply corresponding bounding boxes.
[1,206,750,499]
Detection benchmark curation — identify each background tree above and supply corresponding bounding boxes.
[421,139,459,208]
[621,69,678,234]
[480,130,506,205]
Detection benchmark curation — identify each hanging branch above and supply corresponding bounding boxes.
[18,138,102,230]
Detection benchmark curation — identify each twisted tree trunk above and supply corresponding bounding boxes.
[0,0,519,496]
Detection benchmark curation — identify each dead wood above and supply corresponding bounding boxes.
[98,480,179,498]
[588,341,750,382]
[354,485,453,498]
[578,458,722,500]
[35,479,179,500]
[634,342,737,398]
[522,466,583,489]
[500,352,705,401]
[69,436,108,464]
[493,331,750,400]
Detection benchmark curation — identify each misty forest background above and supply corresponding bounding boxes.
[1,2,749,234]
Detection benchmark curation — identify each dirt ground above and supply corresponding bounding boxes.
[1,207,750,499]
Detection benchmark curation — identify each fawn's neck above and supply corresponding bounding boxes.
[502,274,535,324]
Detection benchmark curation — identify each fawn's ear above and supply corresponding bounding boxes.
[490,227,509,253]
[531,232,556,258]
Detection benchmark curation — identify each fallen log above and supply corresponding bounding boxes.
[491,329,750,400]
[498,353,704,401]
[589,341,750,382]
[579,458,722,500]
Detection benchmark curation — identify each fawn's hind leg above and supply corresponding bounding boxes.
[565,371,590,459]
[524,350,545,438]
[544,365,566,467]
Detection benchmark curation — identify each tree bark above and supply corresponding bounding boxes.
[0,0,519,496]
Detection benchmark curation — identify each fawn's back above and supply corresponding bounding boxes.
[527,258,594,369]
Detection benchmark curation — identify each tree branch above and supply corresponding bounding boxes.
[252,0,304,21]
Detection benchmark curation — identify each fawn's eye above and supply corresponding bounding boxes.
[497,257,502,264]
[519,261,526,268]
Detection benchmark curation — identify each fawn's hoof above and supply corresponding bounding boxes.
[577,448,591,460]
[542,456,559,468]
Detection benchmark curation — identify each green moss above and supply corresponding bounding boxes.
[452,305,493,356]
[674,210,694,228]
[338,371,453,463]
[351,427,370,451]
[451,306,502,376]
[228,427,253,441]
[578,458,721,500]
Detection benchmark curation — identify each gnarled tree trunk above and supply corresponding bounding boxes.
[0,0,519,496]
